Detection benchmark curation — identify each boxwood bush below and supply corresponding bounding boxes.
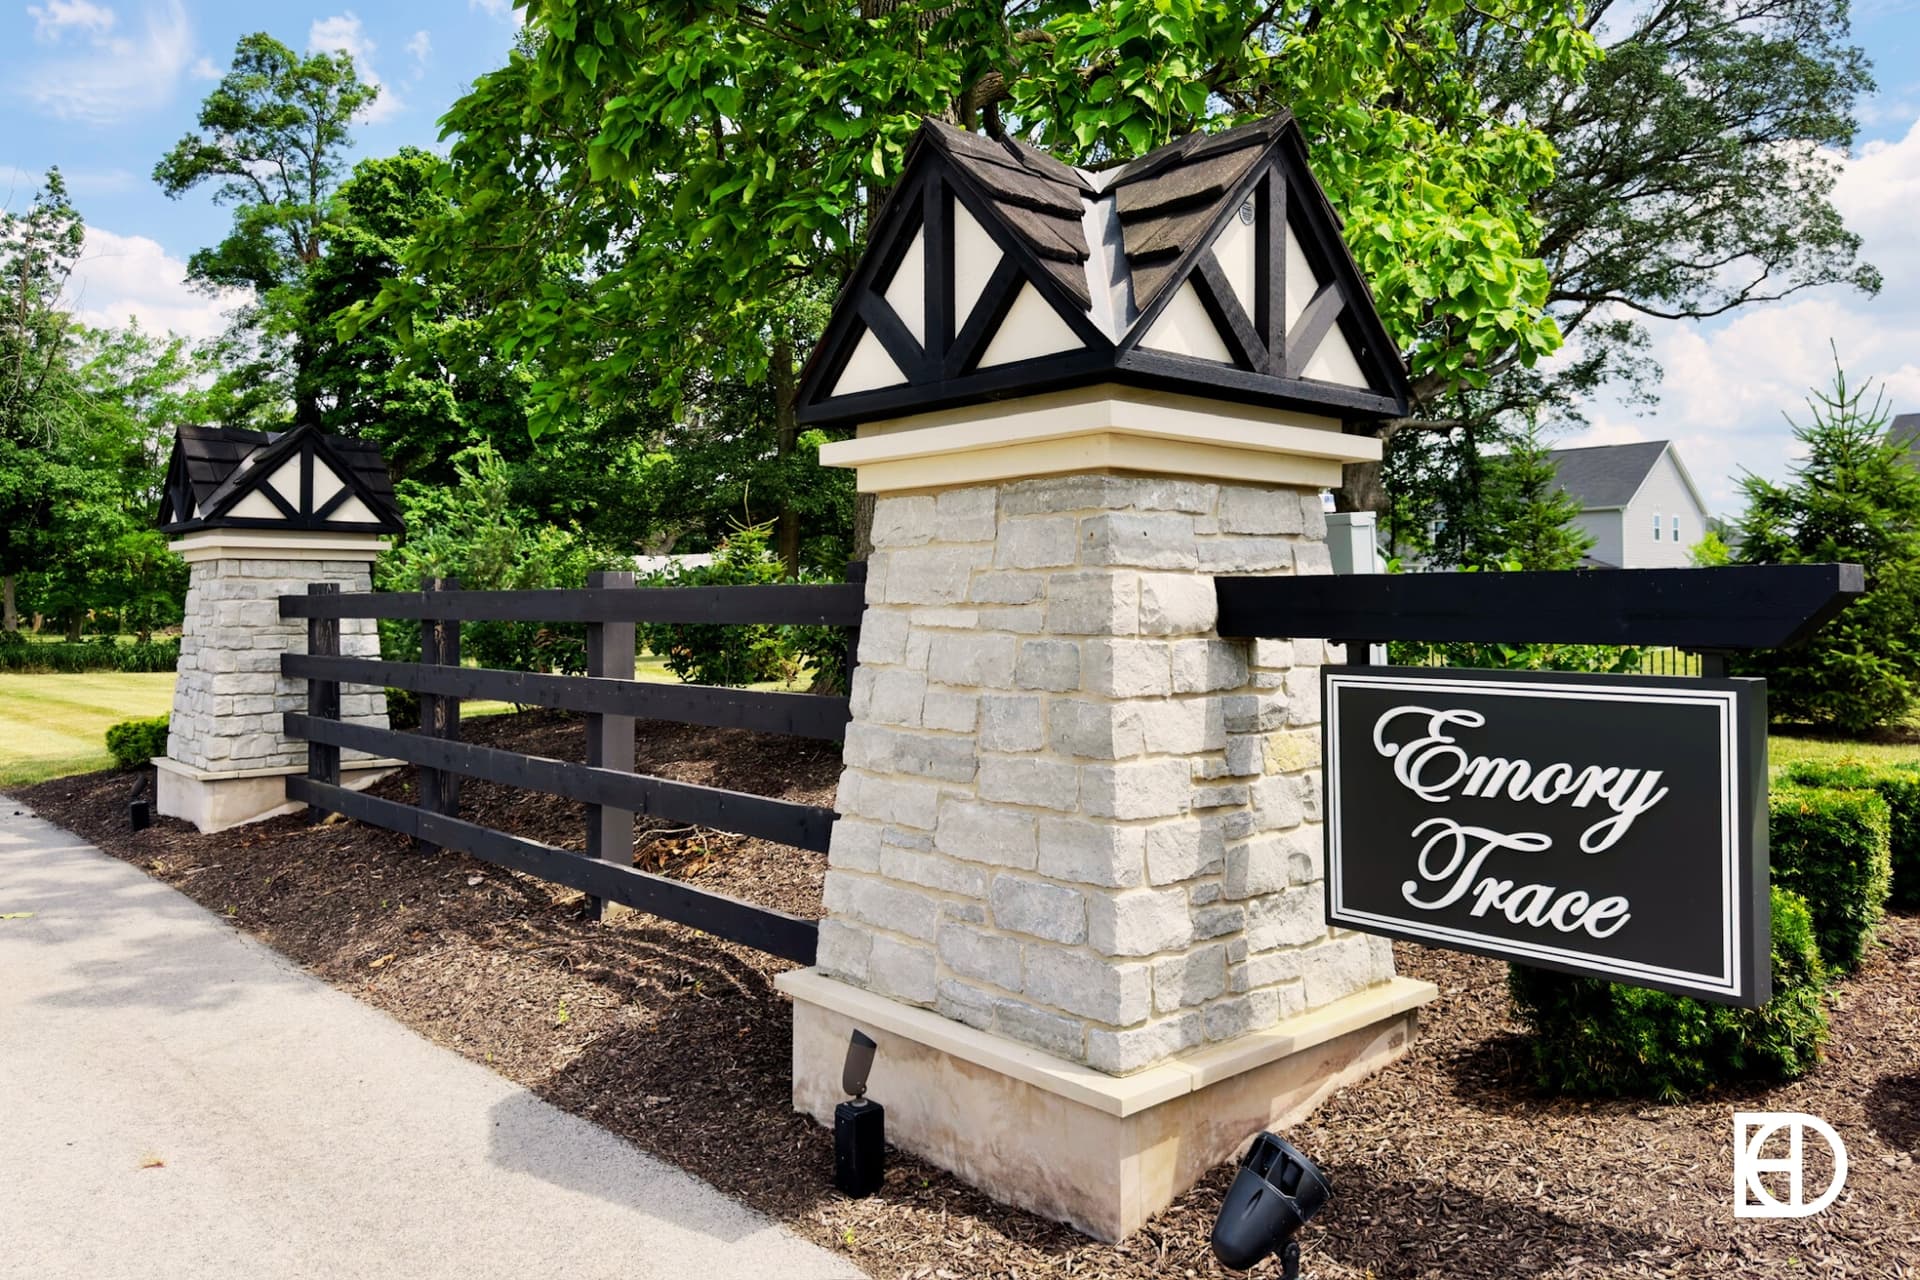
[1781,761,1920,908]
[105,715,171,769]
[1508,885,1828,1100]
[0,639,179,673]
[1770,784,1893,971]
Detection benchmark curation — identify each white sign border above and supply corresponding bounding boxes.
[1324,670,1744,999]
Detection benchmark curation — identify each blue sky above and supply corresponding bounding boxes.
[3,0,1918,512]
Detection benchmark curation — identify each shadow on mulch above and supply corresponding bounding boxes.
[1868,1073,1920,1153]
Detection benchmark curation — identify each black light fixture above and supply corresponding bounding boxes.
[128,775,151,832]
[833,1029,885,1197]
[1210,1132,1331,1276]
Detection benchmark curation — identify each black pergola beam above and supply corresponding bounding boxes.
[1214,564,1865,650]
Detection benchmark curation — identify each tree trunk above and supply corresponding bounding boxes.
[1,575,15,633]
[65,613,82,643]
[771,334,802,577]
[1334,457,1389,514]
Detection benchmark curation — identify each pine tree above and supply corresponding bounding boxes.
[1734,358,1920,732]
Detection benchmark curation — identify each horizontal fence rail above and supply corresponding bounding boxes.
[285,776,819,963]
[287,713,836,851]
[280,568,868,965]
[1215,563,1865,650]
[279,582,867,626]
[281,654,853,741]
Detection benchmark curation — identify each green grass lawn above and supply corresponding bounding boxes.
[0,672,178,789]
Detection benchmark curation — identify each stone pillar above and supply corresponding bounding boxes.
[780,387,1437,1241]
[155,530,399,832]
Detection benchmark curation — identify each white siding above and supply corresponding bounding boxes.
[1572,511,1623,568]
[1616,449,1707,568]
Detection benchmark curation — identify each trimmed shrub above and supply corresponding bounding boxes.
[1770,784,1893,971]
[105,715,171,769]
[1508,885,1828,1100]
[0,639,179,673]
[1782,761,1920,909]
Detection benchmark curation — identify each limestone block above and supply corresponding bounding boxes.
[995,516,1079,569]
[1136,573,1217,636]
[936,486,999,541]
[1078,513,1199,569]
[977,757,1079,811]
[1080,760,1190,820]
[823,871,943,943]
[1015,639,1081,692]
[1021,945,1150,1026]
[1045,571,1139,636]
[1219,486,1307,535]
[1085,1011,1204,1074]
[933,799,1039,869]
[938,922,1023,990]
[1088,887,1193,957]
[978,694,1046,753]
[1035,819,1145,889]
[989,874,1087,945]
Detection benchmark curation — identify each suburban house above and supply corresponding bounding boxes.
[1546,440,1710,569]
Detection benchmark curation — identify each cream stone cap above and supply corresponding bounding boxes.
[817,384,1383,494]
[169,529,391,564]
[778,967,1436,1117]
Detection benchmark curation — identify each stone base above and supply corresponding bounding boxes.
[779,968,1436,1242]
[154,757,402,833]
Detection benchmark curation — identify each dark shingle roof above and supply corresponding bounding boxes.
[1546,441,1671,510]
[1892,413,1920,455]
[925,125,1095,308]
[158,423,402,533]
[1105,117,1284,314]
[797,114,1411,427]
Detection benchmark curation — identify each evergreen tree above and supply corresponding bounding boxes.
[1733,359,1920,732]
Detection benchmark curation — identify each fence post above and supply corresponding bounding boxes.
[418,574,462,853]
[583,569,637,919]
[305,583,341,822]
[840,560,866,694]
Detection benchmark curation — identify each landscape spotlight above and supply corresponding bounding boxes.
[833,1029,885,1197]
[1210,1132,1330,1276]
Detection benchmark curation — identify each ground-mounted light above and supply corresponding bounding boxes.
[834,1029,885,1197]
[1210,1132,1330,1275]
[128,775,151,832]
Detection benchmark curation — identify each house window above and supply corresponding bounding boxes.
[1652,511,1662,541]
[1672,515,1681,543]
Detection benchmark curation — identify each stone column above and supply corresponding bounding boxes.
[779,387,1437,1241]
[155,530,398,832]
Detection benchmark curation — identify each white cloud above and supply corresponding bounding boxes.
[1564,115,1920,513]
[308,12,401,124]
[0,164,136,199]
[28,0,115,40]
[468,0,524,26]
[190,54,220,80]
[67,227,248,342]
[20,0,192,125]
[406,29,431,65]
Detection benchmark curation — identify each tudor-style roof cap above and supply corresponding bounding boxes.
[158,423,403,536]
[797,115,1410,429]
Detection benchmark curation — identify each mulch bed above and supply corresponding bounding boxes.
[14,709,1920,1278]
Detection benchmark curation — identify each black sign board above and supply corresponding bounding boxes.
[1322,667,1769,1007]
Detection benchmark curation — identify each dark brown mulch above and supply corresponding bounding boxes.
[15,710,1920,1279]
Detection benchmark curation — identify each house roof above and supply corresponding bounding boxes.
[795,115,1411,428]
[1892,413,1920,456]
[1546,440,1705,513]
[158,423,403,535]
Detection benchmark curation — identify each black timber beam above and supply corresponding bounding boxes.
[1214,564,1865,650]
[285,776,819,964]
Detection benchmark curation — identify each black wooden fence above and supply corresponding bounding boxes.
[278,569,867,965]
